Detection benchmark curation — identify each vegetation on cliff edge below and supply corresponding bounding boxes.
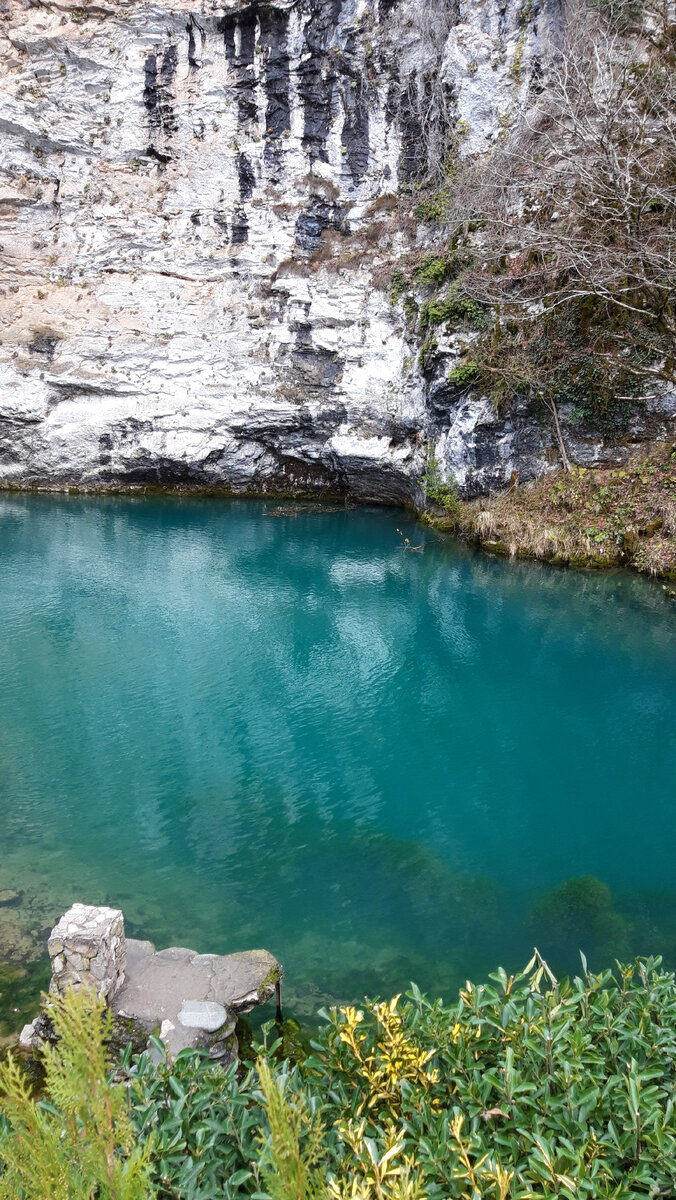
[396,0,676,478]
[431,442,676,580]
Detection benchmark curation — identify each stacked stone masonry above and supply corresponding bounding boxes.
[20,903,283,1061]
[47,902,126,1002]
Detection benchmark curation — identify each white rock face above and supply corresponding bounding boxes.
[0,0,672,501]
[48,902,126,1001]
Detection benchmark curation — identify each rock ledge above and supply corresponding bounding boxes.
[19,904,283,1062]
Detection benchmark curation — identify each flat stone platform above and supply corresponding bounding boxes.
[111,939,283,1057]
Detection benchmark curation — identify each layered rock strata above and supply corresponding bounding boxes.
[1,0,673,502]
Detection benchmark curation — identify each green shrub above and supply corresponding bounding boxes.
[411,256,448,287]
[419,286,486,332]
[389,270,408,306]
[8,956,676,1200]
[420,450,460,517]
[0,987,153,1200]
[413,195,445,222]
[256,1058,325,1200]
[123,954,676,1200]
[448,360,479,388]
[417,335,438,369]
[126,1038,266,1198]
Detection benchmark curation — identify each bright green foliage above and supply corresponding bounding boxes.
[447,360,479,388]
[316,955,676,1199]
[421,450,460,517]
[122,955,676,1199]
[256,1058,325,1200]
[419,287,486,332]
[389,270,407,306]
[413,195,444,222]
[127,1039,265,1199]
[0,986,153,1200]
[417,335,438,369]
[390,251,470,306]
[9,959,676,1199]
[410,256,448,287]
[317,955,676,1199]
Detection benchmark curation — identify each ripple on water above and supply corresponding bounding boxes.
[0,496,674,1030]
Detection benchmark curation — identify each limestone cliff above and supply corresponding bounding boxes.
[1,0,673,503]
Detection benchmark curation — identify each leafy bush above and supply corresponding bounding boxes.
[125,1037,268,1199]
[309,955,676,1199]
[413,196,444,223]
[256,1058,326,1200]
[389,270,408,306]
[448,360,479,389]
[411,256,448,288]
[121,954,676,1199]
[7,956,676,1199]
[419,287,486,332]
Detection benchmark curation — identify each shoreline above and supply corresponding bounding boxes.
[428,442,676,587]
[2,449,675,588]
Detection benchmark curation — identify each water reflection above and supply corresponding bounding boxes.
[0,496,674,1026]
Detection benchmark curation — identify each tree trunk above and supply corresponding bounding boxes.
[547,398,572,473]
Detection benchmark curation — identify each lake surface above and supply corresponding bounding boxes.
[0,495,674,1032]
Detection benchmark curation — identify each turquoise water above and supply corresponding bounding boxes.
[0,495,675,1028]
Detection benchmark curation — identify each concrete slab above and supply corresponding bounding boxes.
[111,938,282,1059]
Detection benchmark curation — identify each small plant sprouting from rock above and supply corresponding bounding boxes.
[448,359,479,389]
[389,269,407,306]
[418,286,486,333]
[421,447,460,518]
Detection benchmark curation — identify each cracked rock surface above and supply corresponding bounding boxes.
[1,0,673,501]
[112,937,281,1056]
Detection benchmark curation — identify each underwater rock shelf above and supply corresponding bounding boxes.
[20,903,283,1062]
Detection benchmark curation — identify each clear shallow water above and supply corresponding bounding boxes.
[0,495,674,1028]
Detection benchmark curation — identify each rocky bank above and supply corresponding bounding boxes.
[1,0,674,503]
[19,903,282,1061]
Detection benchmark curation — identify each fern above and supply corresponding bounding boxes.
[257,1057,325,1200]
[0,986,153,1200]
